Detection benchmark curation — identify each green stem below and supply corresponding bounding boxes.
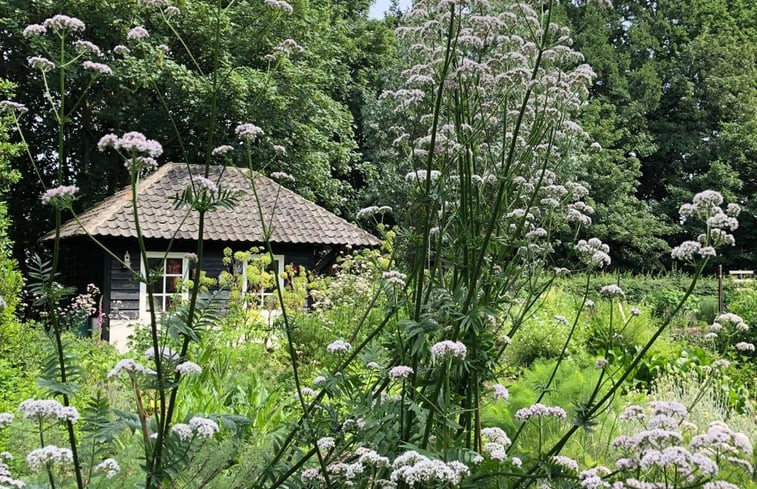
[520,259,709,486]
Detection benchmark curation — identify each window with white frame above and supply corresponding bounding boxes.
[236,254,284,308]
[140,252,190,317]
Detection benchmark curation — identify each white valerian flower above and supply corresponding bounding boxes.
[388,366,414,379]
[28,55,55,72]
[514,403,567,421]
[491,384,509,401]
[94,458,120,478]
[211,145,234,156]
[108,359,154,378]
[326,339,351,354]
[26,445,73,472]
[235,123,264,143]
[270,171,296,183]
[127,26,149,41]
[382,270,406,287]
[599,285,625,299]
[390,451,469,486]
[431,340,467,360]
[189,417,219,438]
[175,361,202,375]
[82,61,113,75]
[0,412,13,428]
[575,238,611,268]
[317,437,335,451]
[171,423,193,441]
[0,100,28,114]
[18,399,79,424]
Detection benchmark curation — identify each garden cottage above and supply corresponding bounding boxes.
[45,163,380,349]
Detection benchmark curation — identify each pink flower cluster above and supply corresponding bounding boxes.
[42,15,85,33]
[195,176,218,194]
[26,445,73,472]
[431,340,467,360]
[390,451,469,487]
[98,131,163,172]
[82,60,112,75]
[40,185,78,205]
[611,402,752,488]
[235,123,264,143]
[264,0,293,14]
[388,365,414,379]
[514,403,567,421]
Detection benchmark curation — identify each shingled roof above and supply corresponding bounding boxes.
[51,163,381,247]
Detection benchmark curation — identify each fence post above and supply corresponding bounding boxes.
[718,264,723,313]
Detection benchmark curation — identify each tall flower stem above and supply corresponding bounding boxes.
[45,31,84,489]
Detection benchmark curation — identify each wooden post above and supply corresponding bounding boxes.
[718,264,723,313]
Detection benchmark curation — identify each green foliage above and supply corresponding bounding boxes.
[1,0,394,257]
[697,296,719,325]
[562,0,757,268]
[728,288,757,331]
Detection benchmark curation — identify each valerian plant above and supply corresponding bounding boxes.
[0,0,298,488]
[242,2,753,489]
[0,1,753,489]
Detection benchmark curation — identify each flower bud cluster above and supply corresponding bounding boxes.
[19,399,79,424]
[40,185,79,207]
[575,238,611,269]
[0,451,24,488]
[430,340,467,359]
[673,191,740,261]
[514,403,567,421]
[390,451,469,486]
[610,402,752,487]
[326,339,351,354]
[26,445,73,472]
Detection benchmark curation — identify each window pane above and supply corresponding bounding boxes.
[155,277,165,293]
[166,258,183,275]
[166,276,180,293]
[151,295,164,312]
[148,257,163,273]
[166,295,174,310]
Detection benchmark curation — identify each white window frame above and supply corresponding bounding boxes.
[239,254,285,308]
[139,251,190,319]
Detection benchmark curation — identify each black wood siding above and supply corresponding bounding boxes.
[101,239,319,320]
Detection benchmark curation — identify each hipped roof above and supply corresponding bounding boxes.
[49,163,381,247]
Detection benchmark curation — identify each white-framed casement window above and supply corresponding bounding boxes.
[139,252,190,318]
[236,254,285,308]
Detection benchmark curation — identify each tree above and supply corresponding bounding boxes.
[562,0,757,269]
[0,0,394,259]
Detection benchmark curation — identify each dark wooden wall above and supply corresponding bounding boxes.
[96,238,318,320]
